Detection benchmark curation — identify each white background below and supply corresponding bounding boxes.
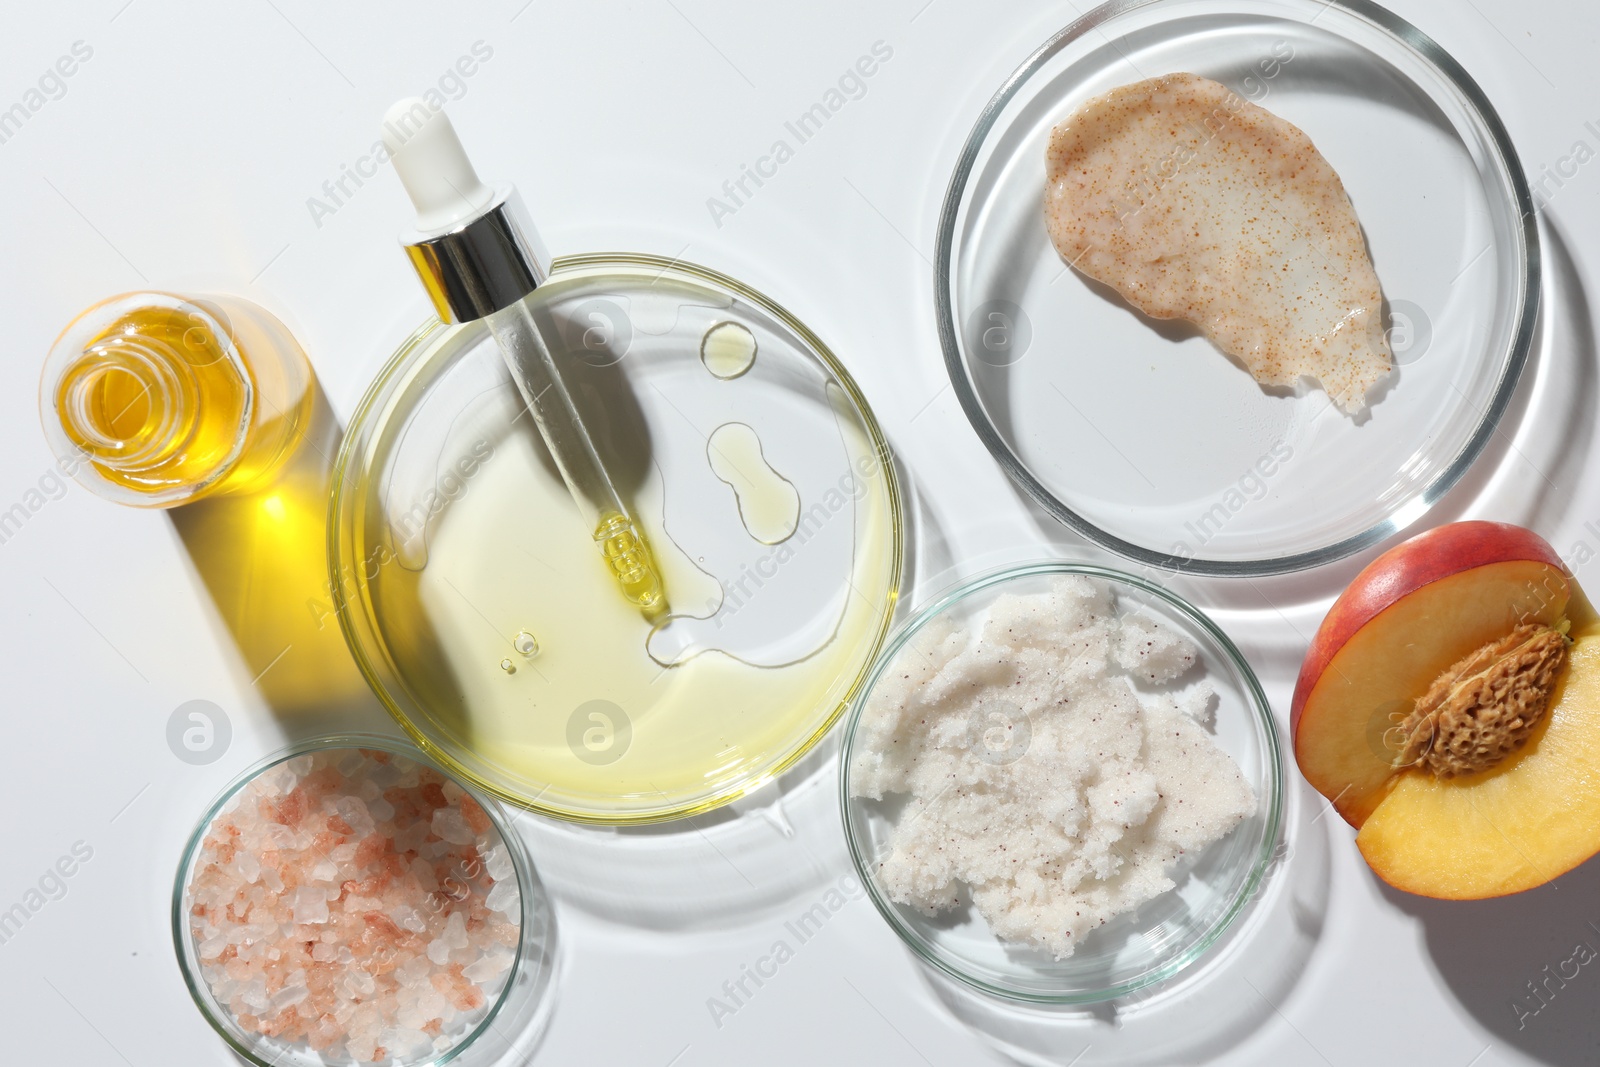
[3,1,1599,1065]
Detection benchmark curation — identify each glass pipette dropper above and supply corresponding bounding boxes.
[383,99,665,614]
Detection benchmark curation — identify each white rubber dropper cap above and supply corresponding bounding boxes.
[383,98,496,234]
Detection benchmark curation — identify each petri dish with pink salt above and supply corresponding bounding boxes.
[172,733,554,1066]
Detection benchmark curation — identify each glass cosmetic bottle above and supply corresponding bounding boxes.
[40,291,312,507]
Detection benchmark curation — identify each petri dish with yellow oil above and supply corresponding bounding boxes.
[331,254,903,823]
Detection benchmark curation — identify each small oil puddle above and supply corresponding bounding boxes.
[701,321,757,380]
[707,422,798,545]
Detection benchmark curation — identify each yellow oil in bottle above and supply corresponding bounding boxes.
[44,293,312,507]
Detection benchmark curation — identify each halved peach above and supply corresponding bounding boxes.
[1293,521,1600,899]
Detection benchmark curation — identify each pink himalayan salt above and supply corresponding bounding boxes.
[187,749,520,1064]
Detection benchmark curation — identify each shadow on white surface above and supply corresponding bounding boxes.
[1378,852,1600,1067]
[915,776,1331,1066]
[513,733,851,932]
[170,381,396,740]
[1487,219,1598,533]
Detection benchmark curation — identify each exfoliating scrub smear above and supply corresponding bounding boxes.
[172,733,555,1067]
[331,254,902,824]
[841,563,1282,1002]
[937,0,1537,574]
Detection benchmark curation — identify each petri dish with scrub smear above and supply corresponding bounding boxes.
[936,0,1538,575]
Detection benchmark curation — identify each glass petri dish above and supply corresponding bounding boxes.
[936,0,1538,575]
[331,254,902,824]
[840,562,1283,1003]
[172,733,555,1066]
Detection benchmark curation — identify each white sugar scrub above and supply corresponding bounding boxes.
[850,575,1255,960]
[184,748,521,1064]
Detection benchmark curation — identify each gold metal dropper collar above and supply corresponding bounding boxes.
[402,186,552,324]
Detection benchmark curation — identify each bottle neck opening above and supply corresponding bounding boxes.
[59,335,191,471]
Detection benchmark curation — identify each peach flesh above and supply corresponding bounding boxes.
[1356,623,1600,899]
[1292,521,1600,899]
[1295,559,1568,825]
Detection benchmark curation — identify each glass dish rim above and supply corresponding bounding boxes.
[838,560,1286,1004]
[169,730,543,1067]
[328,252,906,825]
[933,0,1541,577]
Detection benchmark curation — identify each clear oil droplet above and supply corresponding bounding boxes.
[513,631,540,657]
[700,321,757,380]
[706,422,799,544]
[500,658,515,674]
